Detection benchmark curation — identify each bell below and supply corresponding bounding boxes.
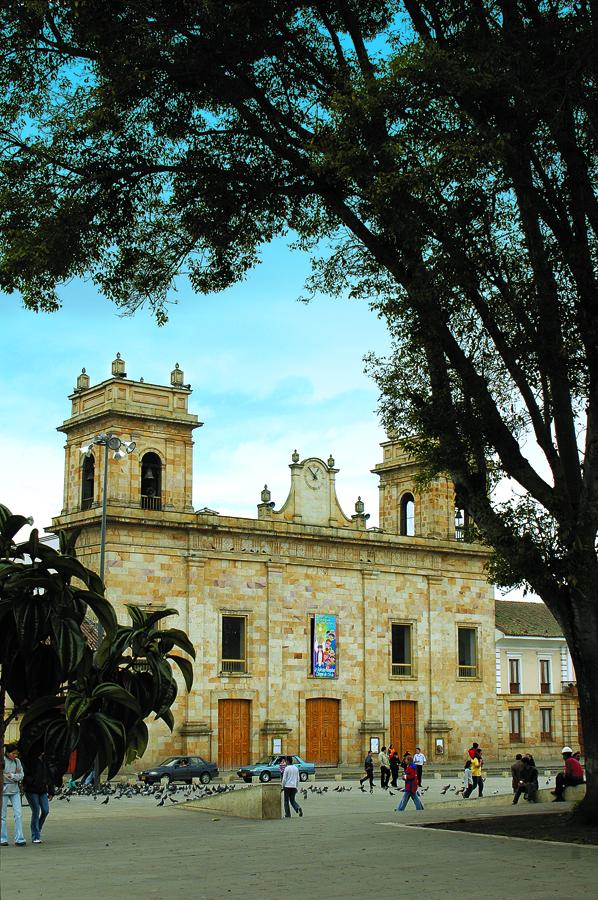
[145,467,155,480]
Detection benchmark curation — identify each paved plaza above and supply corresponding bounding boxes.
[1,777,595,900]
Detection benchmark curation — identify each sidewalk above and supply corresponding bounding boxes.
[1,778,595,900]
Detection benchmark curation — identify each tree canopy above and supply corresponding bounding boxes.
[1,1,597,818]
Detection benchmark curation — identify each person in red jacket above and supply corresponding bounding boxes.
[552,747,584,801]
[395,755,424,811]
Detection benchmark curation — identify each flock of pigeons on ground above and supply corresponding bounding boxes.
[54,780,241,806]
[53,776,532,807]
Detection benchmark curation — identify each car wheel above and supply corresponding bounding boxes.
[199,772,211,785]
[243,777,252,783]
[185,779,192,785]
[299,772,309,782]
[259,771,271,783]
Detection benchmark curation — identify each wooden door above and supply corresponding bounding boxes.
[390,700,417,755]
[306,698,340,765]
[218,699,251,769]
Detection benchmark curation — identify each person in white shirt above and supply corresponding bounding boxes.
[413,747,427,786]
[281,756,303,818]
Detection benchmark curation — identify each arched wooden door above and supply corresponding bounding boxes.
[306,698,340,765]
[218,699,251,769]
[390,700,417,755]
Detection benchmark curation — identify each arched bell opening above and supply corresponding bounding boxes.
[141,452,162,511]
[81,453,95,511]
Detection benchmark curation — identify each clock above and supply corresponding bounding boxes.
[304,462,325,490]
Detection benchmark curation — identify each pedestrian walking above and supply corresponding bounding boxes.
[378,746,390,789]
[413,747,427,786]
[462,758,474,798]
[281,756,303,817]
[359,750,374,792]
[388,746,400,788]
[470,747,484,797]
[22,752,57,844]
[1,743,26,847]
[395,755,424,811]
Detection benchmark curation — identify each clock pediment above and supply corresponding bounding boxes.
[259,454,353,528]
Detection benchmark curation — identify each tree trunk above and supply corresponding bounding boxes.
[558,595,598,825]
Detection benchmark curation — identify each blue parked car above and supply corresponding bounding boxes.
[237,755,315,783]
[138,755,218,785]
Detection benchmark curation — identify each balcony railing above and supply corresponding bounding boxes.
[221,659,246,674]
[458,664,478,678]
[509,683,521,694]
[141,494,162,511]
[540,682,551,694]
[391,662,412,676]
[540,731,553,742]
[81,497,94,511]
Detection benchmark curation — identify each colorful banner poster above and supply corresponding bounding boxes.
[313,614,337,678]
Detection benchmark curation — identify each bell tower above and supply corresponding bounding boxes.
[55,355,201,521]
[372,439,457,539]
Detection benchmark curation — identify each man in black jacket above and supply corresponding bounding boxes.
[22,753,58,844]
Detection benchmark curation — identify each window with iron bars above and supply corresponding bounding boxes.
[457,627,478,678]
[221,615,246,674]
[391,623,413,676]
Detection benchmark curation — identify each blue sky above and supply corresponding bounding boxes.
[0,238,390,532]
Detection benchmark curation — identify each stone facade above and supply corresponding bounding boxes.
[52,358,498,770]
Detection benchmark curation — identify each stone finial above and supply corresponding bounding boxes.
[171,362,184,387]
[261,484,271,503]
[352,495,370,529]
[327,454,335,468]
[75,368,90,392]
[291,449,300,463]
[111,353,126,378]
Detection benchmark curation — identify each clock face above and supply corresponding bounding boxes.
[304,462,325,490]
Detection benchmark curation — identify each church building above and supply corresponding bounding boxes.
[52,356,498,770]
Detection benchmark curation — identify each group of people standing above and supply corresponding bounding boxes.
[359,745,427,811]
[2,743,57,847]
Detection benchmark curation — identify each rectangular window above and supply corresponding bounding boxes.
[457,627,478,678]
[539,659,551,694]
[509,708,522,742]
[391,623,413,676]
[540,707,553,742]
[221,615,246,674]
[508,658,521,694]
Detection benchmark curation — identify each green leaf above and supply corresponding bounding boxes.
[157,707,175,732]
[159,627,196,659]
[75,589,117,635]
[2,514,31,542]
[124,720,149,763]
[51,616,86,675]
[167,654,194,692]
[91,682,142,715]
[20,695,62,732]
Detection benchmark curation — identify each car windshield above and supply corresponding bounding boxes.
[256,756,274,765]
[158,758,178,767]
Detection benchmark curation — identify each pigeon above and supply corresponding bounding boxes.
[102,796,109,805]
[440,784,452,795]
[389,791,395,796]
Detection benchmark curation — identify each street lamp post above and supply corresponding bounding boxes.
[79,432,135,787]
[80,433,136,641]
